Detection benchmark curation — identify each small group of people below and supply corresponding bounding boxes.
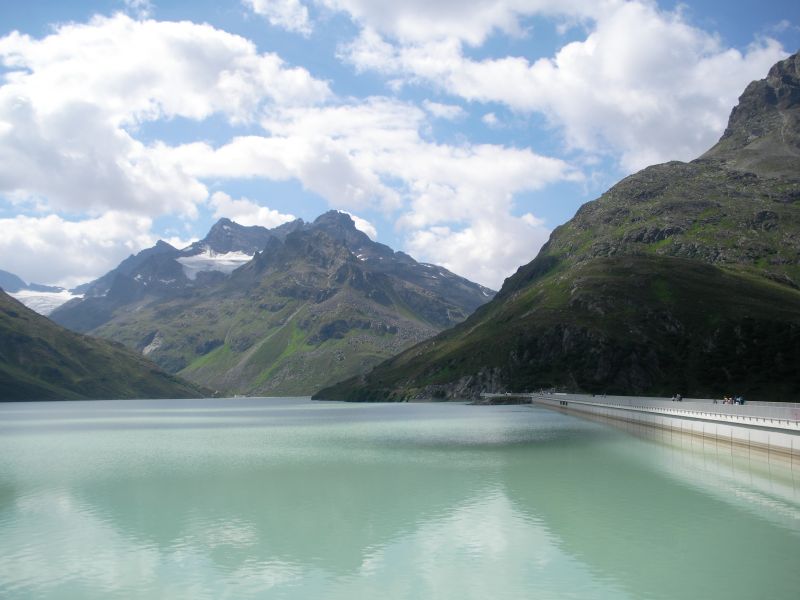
[672,393,746,404]
[718,395,745,405]
[712,395,744,404]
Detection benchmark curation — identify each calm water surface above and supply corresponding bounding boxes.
[0,398,798,599]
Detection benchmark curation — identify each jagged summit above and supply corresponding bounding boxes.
[50,209,495,396]
[702,51,800,179]
[183,217,305,256]
[310,210,377,250]
[313,209,355,227]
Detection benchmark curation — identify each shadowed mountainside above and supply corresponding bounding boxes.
[0,290,206,400]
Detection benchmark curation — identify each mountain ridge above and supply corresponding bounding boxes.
[51,210,494,396]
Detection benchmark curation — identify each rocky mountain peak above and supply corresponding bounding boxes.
[702,51,800,178]
[312,210,359,233]
[310,210,373,250]
[270,218,306,240]
[193,218,268,255]
[187,217,308,256]
[313,209,356,228]
[765,51,800,109]
[723,52,799,134]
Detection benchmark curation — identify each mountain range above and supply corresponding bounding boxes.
[315,52,800,402]
[51,211,494,396]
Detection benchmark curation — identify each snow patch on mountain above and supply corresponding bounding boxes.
[10,289,82,315]
[176,249,253,280]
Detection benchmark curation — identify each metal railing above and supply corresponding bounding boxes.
[539,394,800,431]
[481,392,800,430]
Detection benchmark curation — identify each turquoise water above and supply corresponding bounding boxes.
[0,398,798,599]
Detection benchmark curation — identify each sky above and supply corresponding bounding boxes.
[0,1,797,290]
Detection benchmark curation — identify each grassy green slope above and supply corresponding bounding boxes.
[92,233,463,396]
[0,291,205,401]
[173,293,421,396]
[317,255,800,401]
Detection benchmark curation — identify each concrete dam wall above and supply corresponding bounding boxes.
[487,393,800,463]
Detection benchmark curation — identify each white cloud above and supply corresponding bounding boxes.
[407,214,552,290]
[0,9,593,289]
[246,0,313,35]
[209,191,296,228]
[160,133,401,211]
[337,1,788,171]
[0,213,157,288]
[423,100,466,120]
[336,27,396,73]
[0,7,677,289]
[0,14,328,125]
[0,98,207,217]
[392,143,578,230]
[262,100,580,208]
[163,235,200,252]
[512,4,787,170]
[768,19,796,34]
[482,112,499,127]
[153,96,578,286]
[520,212,544,227]
[160,98,429,211]
[124,0,154,19]
[319,0,601,46]
[0,14,330,218]
[156,137,296,181]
